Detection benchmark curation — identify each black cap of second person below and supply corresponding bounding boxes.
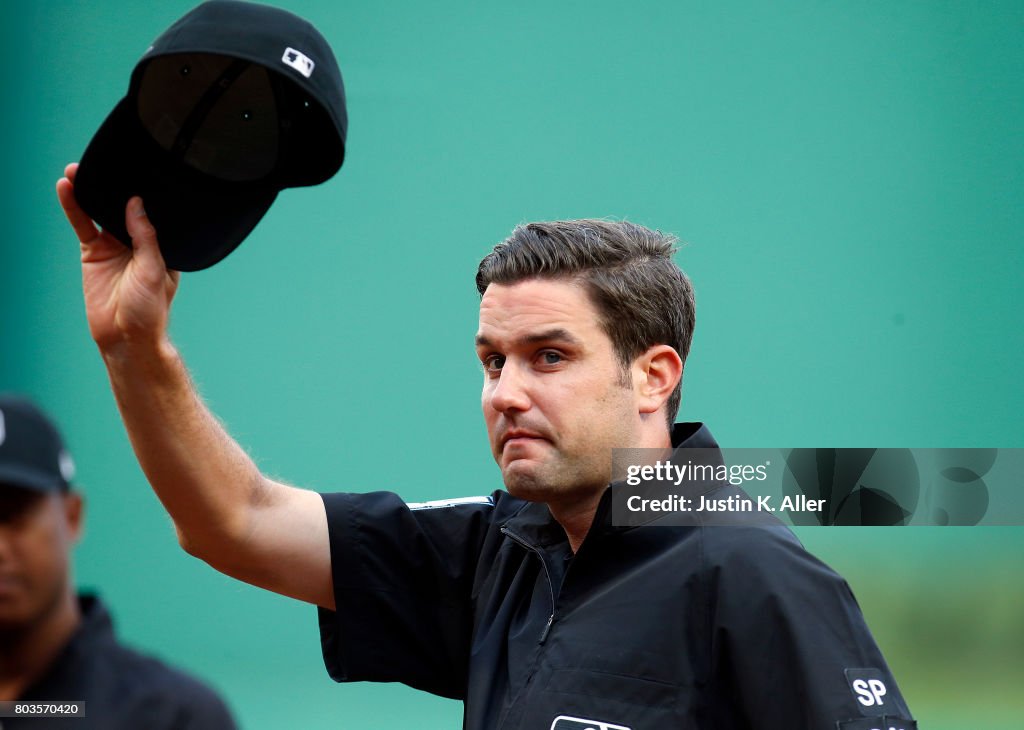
[0,395,75,494]
[74,0,347,271]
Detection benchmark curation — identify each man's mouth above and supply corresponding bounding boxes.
[500,429,548,450]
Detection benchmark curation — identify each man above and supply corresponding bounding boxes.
[0,394,237,730]
[55,164,916,729]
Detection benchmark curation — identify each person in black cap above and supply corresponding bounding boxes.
[0,394,238,730]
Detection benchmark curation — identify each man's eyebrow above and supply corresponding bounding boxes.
[474,328,582,349]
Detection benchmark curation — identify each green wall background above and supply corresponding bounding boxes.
[2,1,1022,727]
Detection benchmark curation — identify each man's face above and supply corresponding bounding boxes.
[0,487,81,635]
[477,278,639,505]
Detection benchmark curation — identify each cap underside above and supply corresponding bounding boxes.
[75,52,284,271]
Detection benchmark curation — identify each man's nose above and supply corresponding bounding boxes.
[488,361,531,413]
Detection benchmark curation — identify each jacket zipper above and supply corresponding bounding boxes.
[500,526,557,645]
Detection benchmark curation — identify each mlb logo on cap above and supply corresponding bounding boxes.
[282,47,315,78]
[74,0,348,271]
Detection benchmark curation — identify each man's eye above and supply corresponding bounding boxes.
[483,355,505,372]
[540,351,562,365]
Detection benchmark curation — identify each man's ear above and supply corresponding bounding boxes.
[62,491,85,544]
[633,345,682,415]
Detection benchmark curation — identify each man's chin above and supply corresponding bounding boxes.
[501,460,579,503]
[0,612,33,641]
[501,462,551,501]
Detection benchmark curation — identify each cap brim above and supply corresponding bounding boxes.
[75,98,278,272]
[0,464,65,493]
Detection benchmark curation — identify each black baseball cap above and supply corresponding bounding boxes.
[74,0,347,271]
[0,395,75,494]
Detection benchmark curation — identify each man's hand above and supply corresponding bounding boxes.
[56,163,179,353]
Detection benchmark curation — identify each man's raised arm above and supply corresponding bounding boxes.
[55,163,333,609]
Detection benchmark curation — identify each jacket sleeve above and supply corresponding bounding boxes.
[316,490,498,700]
[705,526,917,730]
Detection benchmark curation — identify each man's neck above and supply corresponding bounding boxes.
[0,589,81,700]
[552,424,675,552]
[548,490,607,553]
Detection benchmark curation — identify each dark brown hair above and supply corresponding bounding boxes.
[476,220,695,427]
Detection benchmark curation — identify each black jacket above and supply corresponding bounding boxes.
[318,423,916,730]
[10,595,236,730]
